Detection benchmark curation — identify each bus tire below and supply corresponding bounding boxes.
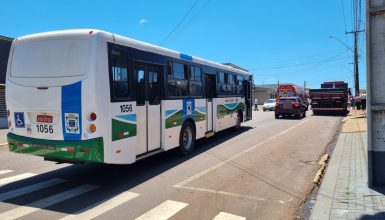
[179,121,196,155]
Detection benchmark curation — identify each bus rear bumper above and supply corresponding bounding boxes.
[7,133,104,163]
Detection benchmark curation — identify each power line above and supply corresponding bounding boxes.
[160,0,200,46]
[251,52,347,71]
[247,49,345,70]
[253,51,347,77]
[167,0,212,43]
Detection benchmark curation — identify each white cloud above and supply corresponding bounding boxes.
[139,19,148,25]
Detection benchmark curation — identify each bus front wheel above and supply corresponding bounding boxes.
[179,121,196,155]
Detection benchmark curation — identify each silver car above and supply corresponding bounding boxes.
[262,99,276,111]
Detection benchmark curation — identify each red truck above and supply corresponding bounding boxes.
[276,83,309,109]
[309,81,350,115]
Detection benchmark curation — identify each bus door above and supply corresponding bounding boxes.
[135,63,162,155]
[245,80,252,120]
[204,74,215,132]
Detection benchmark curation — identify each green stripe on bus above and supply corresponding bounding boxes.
[165,110,184,129]
[112,119,136,141]
[7,133,104,163]
[217,103,245,118]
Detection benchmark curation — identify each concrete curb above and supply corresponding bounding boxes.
[310,133,346,220]
[0,143,8,147]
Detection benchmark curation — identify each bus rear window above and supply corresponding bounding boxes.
[10,39,91,78]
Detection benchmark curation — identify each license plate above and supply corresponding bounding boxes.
[36,115,53,123]
[283,103,291,109]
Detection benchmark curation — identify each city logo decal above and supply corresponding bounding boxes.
[186,101,192,115]
[14,112,25,128]
[65,113,80,134]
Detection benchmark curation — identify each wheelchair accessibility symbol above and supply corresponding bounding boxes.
[14,112,25,128]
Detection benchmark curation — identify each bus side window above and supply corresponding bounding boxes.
[237,75,244,95]
[217,72,226,96]
[110,47,130,101]
[189,66,203,97]
[167,62,188,98]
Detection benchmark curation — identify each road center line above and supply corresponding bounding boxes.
[174,119,309,188]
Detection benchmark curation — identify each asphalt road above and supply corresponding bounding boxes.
[0,110,342,220]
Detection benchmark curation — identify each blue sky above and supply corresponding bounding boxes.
[0,0,365,89]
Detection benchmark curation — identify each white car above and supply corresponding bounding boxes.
[262,99,276,111]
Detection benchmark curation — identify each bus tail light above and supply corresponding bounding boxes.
[89,112,97,121]
[87,112,97,121]
[67,147,75,152]
[276,102,282,107]
[88,124,96,133]
[7,110,10,117]
[292,102,300,108]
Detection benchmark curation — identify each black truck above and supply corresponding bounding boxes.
[309,81,350,115]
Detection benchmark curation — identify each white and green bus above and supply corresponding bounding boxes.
[6,29,252,164]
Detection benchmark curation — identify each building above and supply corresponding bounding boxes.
[0,35,13,128]
[253,84,278,104]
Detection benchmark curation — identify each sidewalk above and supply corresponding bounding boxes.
[310,110,385,220]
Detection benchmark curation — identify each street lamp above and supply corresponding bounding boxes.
[329,35,359,96]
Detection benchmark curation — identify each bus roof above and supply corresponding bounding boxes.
[14,29,251,76]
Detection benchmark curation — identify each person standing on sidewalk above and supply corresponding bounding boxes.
[355,95,361,110]
[254,98,258,111]
[360,93,366,111]
[350,95,355,109]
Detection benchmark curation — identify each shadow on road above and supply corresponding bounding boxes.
[0,126,253,215]
[359,212,385,220]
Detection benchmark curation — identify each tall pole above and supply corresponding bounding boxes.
[354,31,360,96]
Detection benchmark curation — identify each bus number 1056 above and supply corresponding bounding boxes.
[36,125,54,133]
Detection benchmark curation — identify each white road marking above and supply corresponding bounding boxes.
[175,119,309,189]
[0,173,37,186]
[0,184,98,220]
[60,191,140,220]
[0,170,13,175]
[213,212,246,220]
[179,185,265,201]
[135,200,188,220]
[0,178,66,202]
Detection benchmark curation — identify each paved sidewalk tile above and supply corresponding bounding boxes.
[310,131,385,220]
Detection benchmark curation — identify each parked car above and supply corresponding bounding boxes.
[262,99,276,111]
[275,97,307,119]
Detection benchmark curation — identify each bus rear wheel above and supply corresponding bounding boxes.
[179,121,196,155]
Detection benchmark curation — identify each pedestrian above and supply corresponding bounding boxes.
[350,95,355,109]
[361,93,367,111]
[254,98,258,111]
[355,95,361,110]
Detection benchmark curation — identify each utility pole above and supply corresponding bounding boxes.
[346,29,364,96]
